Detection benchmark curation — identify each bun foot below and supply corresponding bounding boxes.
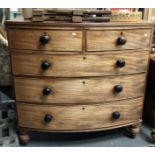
[127,123,140,138]
[151,128,155,143]
[18,129,30,145]
[19,134,30,145]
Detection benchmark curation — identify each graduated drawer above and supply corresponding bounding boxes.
[14,74,145,104]
[11,51,149,77]
[17,98,143,131]
[8,29,82,51]
[87,29,152,51]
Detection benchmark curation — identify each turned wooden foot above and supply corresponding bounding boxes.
[18,129,30,145]
[151,128,155,143]
[127,123,140,138]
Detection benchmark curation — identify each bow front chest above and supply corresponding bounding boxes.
[6,21,153,144]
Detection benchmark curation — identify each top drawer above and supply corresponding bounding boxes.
[87,29,152,51]
[8,29,82,51]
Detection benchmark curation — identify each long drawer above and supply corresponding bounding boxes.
[14,74,145,104]
[17,98,143,131]
[87,29,151,51]
[8,29,82,51]
[11,51,149,77]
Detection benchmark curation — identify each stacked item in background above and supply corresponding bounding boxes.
[111,8,142,22]
[0,92,19,146]
[32,8,111,22]
[0,46,11,86]
[0,8,18,146]
[0,9,11,89]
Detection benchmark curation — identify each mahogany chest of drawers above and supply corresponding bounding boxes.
[6,21,154,144]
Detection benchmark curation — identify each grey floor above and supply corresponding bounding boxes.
[25,122,154,147]
[1,91,155,147]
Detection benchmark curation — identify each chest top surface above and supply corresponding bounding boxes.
[5,20,154,28]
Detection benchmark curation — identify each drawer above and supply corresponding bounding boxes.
[8,29,82,51]
[17,98,143,131]
[14,74,145,104]
[87,29,152,51]
[11,51,149,77]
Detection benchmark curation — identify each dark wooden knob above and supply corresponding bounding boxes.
[43,87,53,96]
[112,111,120,119]
[117,36,127,45]
[116,59,126,68]
[114,85,123,93]
[40,34,49,44]
[41,61,51,70]
[44,113,53,123]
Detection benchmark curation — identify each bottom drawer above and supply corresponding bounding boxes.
[17,98,143,131]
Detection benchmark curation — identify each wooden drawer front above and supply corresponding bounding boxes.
[14,74,145,104]
[17,98,143,131]
[87,29,151,51]
[12,51,149,77]
[8,29,82,51]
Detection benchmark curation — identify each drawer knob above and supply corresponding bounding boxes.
[116,59,126,68]
[44,114,53,123]
[43,87,53,96]
[114,85,123,93]
[41,61,51,70]
[117,36,127,45]
[40,34,49,44]
[112,111,120,119]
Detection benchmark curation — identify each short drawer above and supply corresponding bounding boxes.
[17,98,143,131]
[11,51,149,77]
[87,29,152,51]
[8,29,82,51]
[14,74,145,104]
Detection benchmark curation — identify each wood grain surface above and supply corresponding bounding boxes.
[8,29,82,51]
[87,29,151,51]
[11,51,149,77]
[16,98,143,131]
[14,74,145,104]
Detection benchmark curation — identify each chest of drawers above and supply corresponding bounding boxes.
[6,21,154,144]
